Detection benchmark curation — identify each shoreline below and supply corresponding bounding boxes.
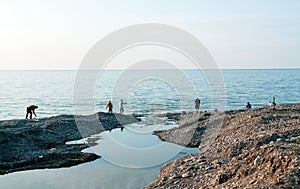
[0,112,139,175]
[1,104,299,188]
[145,103,300,188]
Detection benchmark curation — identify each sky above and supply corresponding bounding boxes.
[0,0,299,69]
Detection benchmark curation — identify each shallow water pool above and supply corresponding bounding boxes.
[0,116,198,189]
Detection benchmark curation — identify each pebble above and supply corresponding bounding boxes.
[254,155,261,166]
[276,138,282,142]
[170,174,181,179]
[197,159,206,163]
[162,176,168,182]
[48,148,57,153]
[260,145,266,149]
[173,180,180,185]
[249,180,256,184]
[205,166,214,170]
[181,173,191,178]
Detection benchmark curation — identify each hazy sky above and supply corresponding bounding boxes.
[0,0,299,69]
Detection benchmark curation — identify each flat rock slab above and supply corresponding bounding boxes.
[0,112,139,175]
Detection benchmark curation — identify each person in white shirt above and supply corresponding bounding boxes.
[119,99,127,113]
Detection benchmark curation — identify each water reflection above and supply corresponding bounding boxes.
[82,116,187,168]
[0,148,197,189]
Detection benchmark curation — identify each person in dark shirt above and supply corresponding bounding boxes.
[272,96,276,109]
[246,102,251,109]
[195,97,201,113]
[106,100,113,113]
[26,105,38,119]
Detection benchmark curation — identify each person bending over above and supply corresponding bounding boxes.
[26,105,38,119]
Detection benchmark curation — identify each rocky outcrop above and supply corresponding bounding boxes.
[0,112,139,175]
[146,104,300,188]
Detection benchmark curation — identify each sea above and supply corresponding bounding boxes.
[0,69,299,189]
[0,69,299,120]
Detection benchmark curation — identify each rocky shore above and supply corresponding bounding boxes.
[146,104,300,188]
[0,112,139,175]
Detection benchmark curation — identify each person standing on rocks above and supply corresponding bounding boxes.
[195,97,200,113]
[272,96,276,109]
[106,100,113,113]
[246,102,251,109]
[119,99,127,113]
[25,105,38,119]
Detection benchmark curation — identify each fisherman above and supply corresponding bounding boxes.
[119,99,127,113]
[106,100,113,113]
[25,105,38,119]
[272,96,276,109]
[195,97,201,113]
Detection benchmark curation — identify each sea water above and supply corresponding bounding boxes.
[0,69,299,120]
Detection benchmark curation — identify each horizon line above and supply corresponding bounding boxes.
[0,67,299,71]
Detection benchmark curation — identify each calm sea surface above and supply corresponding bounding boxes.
[0,69,299,120]
[0,69,299,189]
